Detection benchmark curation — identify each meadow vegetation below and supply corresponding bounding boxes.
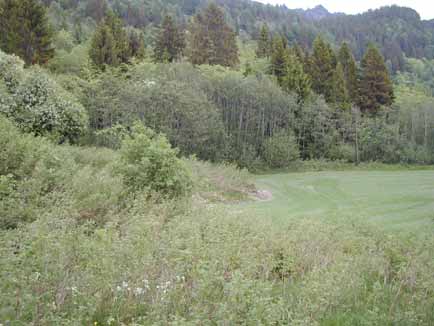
[1,116,434,325]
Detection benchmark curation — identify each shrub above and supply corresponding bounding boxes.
[0,116,49,178]
[0,50,25,91]
[262,130,300,168]
[359,117,400,163]
[11,69,88,143]
[328,143,355,162]
[0,174,23,229]
[115,122,192,198]
[0,51,88,143]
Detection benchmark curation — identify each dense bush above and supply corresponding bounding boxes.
[0,115,122,229]
[359,117,400,163]
[0,51,25,91]
[115,122,193,198]
[262,130,300,168]
[0,50,88,143]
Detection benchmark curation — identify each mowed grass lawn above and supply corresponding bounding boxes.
[245,170,434,234]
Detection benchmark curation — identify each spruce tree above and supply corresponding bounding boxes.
[291,43,305,62]
[256,24,271,58]
[331,63,350,110]
[281,53,311,104]
[105,12,131,64]
[338,42,359,103]
[89,12,141,68]
[89,23,118,68]
[128,30,145,59]
[0,0,54,65]
[270,36,289,85]
[85,0,108,22]
[188,4,239,67]
[309,36,337,103]
[359,44,394,114]
[0,0,19,53]
[153,15,185,63]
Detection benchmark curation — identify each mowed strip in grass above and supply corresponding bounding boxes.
[246,170,434,233]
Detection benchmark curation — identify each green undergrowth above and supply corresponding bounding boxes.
[1,116,433,325]
[1,206,433,325]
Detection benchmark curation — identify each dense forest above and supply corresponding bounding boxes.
[33,0,434,71]
[1,0,434,169]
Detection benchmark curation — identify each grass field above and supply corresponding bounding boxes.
[245,170,434,234]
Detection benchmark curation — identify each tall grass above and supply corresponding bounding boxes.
[1,116,433,325]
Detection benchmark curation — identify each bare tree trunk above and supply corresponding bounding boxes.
[353,106,360,165]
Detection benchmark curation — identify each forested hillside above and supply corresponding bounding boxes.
[33,0,434,73]
[1,0,434,168]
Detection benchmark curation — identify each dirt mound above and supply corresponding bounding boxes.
[253,190,273,201]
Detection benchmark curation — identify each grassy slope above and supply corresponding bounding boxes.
[245,170,434,234]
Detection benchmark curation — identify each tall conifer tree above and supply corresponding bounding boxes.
[281,53,311,104]
[308,36,336,103]
[332,63,351,109]
[359,44,394,114]
[89,12,140,68]
[128,30,145,59]
[153,15,185,63]
[89,22,118,68]
[188,4,239,67]
[256,24,271,58]
[105,12,131,64]
[270,36,289,85]
[0,0,54,65]
[338,42,359,103]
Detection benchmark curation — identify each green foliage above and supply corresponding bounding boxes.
[308,36,337,103]
[270,36,288,84]
[358,115,401,162]
[189,157,254,202]
[188,3,239,67]
[201,67,298,168]
[53,29,76,52]
[153,15,185,63]
[262,130,300,168]
[115,122,192,198]
[89,11,143,68]
[127,28,145,59]
[280,52,311,103]
[0,0,54,65]
[359,44,394,114]
[338,42,359,102]
[255,24,271,58]
[0,51,24,91]
[105,11,131,63]
[83,64,225,161]
[331,62,351,109]
[47,43,91,76]
[0,52,88,143]
[89,17,120,68]
[1,195,433,324]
